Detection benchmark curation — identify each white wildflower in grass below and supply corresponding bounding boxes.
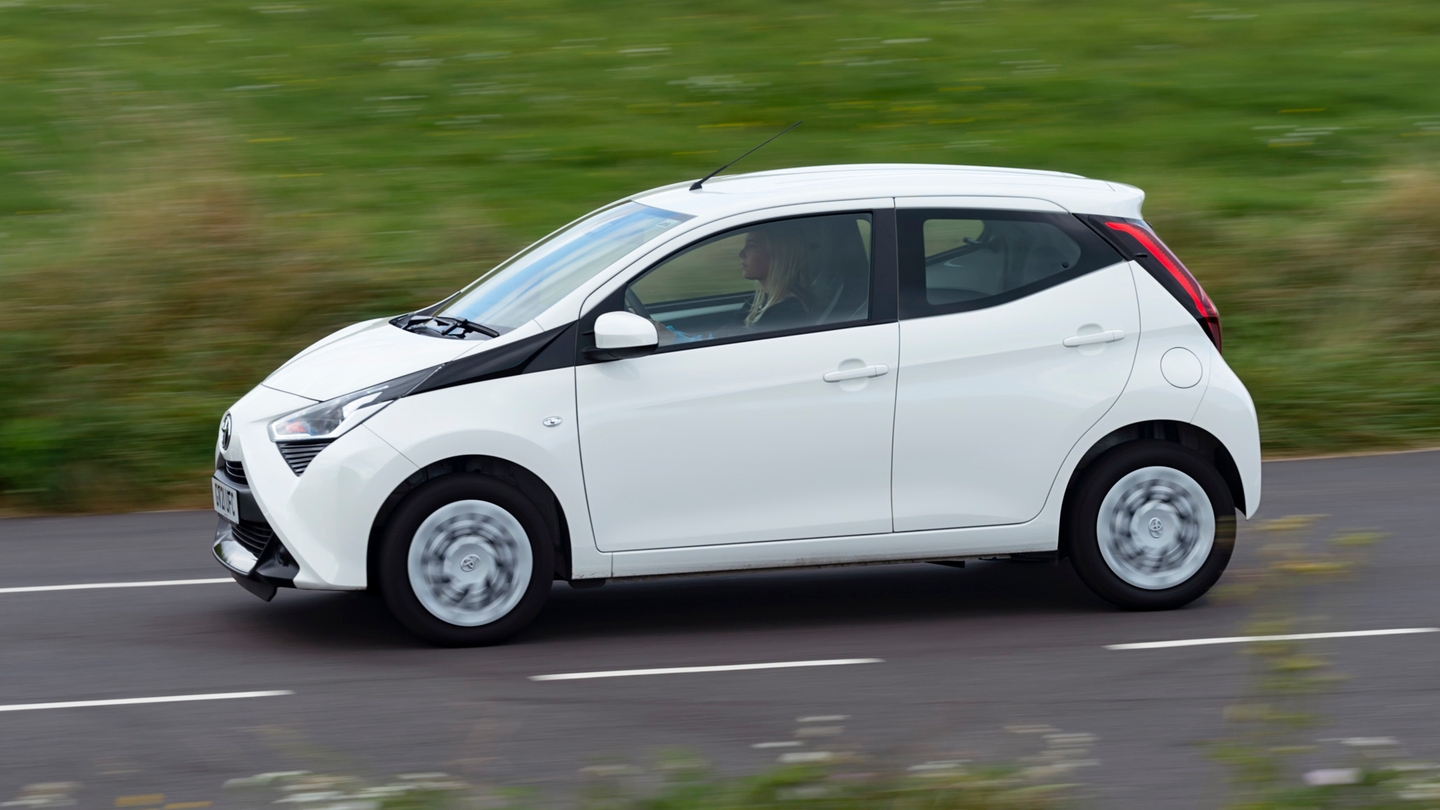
[1303,768,1361,786]
[778,751,834,763]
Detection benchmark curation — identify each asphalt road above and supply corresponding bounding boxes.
[2,449,1438,809]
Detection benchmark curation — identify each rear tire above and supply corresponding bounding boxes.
[378,474,553,646]
[1067,441,1235,610]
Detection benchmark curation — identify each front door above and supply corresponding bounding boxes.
[890,203,1140,531]
[576,210,899,552]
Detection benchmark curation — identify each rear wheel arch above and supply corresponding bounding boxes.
[1059,420,1244,557]
[367,455,572,587]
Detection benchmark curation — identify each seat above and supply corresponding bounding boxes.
[804,217,871,323]
[994,220,1081,290]
[1018,244,1070,285]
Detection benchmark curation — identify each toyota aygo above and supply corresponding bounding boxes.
[211,163,1260,645]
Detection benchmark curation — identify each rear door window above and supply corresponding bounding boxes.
[897,209,1121,318]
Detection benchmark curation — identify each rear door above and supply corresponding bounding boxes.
[891,200,1138,531]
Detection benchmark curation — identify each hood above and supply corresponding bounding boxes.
[263,318,501,401]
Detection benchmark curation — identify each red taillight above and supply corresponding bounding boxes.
[1100,219,1222,353]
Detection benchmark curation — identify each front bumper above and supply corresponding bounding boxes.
[213,383,422,591]
[212,464,300,601]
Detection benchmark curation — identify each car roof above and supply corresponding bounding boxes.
[632,163,1145,220]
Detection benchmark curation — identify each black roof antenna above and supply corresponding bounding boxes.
[690,121,802,191]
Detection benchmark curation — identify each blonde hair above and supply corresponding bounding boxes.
[745,224,813,326]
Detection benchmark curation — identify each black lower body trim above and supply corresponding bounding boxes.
[231,570,279,602]
[214,516,301,601]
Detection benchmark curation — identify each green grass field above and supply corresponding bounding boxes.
[2,0,1439,510]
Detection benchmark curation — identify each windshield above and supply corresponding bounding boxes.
[435,201,691,331]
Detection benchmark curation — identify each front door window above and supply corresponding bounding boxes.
[625,212,873,347]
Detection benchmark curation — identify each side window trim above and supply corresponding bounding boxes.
[896,208,1122,320]
[577,208,898,363]
[871,206,900,324]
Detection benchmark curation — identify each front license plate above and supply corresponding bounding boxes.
[212,477,240,524]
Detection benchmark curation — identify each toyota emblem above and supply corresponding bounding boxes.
[1147,517,1164,538]
[219,413,233,451]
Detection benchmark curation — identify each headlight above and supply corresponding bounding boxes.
[267,368,432,443]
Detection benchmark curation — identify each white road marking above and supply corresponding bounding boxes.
[1106,627,1439,651]
[531,658,883,682]
[0,690,294,713]
[0,578,233,595]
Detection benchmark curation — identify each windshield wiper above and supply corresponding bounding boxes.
[398,314,500,339]
[432,316,500,338]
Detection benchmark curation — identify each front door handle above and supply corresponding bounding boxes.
[1063,329,1125,347]
[823,364,889,383]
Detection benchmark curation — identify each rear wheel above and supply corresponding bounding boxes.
[1068,442,1235,610]
[378,474,553,646]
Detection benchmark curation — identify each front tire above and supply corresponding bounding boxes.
[378,474,553,646]
[1068,442,1235,610]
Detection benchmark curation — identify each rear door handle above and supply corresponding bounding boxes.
[1063,329,1125,347]
[823,364,889,383]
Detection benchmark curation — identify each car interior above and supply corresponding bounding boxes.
[923,218,1082,305]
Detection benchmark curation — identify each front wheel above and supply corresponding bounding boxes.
[378,474,553,646]
[1067,442,1235,610]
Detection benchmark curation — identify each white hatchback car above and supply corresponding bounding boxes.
[212,164,1260,645]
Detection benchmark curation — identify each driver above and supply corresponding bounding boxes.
[636,221,818,345]
[738,223,817,331]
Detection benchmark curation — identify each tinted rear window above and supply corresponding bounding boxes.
[898,209,1121,318]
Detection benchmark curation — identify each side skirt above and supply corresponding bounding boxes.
[606,521,1056,579]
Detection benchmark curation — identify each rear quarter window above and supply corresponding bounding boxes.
[898,209,1122,318]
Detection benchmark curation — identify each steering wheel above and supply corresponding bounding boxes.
[624,288,653,320]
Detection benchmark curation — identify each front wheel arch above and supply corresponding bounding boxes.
[368,455,571,588]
